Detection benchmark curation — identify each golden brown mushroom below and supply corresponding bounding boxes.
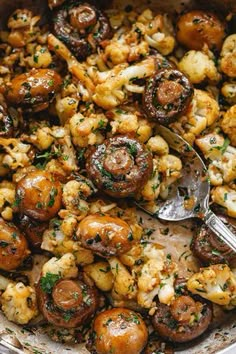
[176,10,226,51]
[15,170,62,222]
[0,218,30,271]
[5,68,62,112]
[77,214,134,257]
[86,135,153,198]
[92,308,148,354]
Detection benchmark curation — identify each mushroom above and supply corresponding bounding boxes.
[143,69,193,125]
[191,215,236,264]
[16,214,48,251]
[37,277,99,328]
[15,170,62,222]
[52,0,112,60]
[0,218,30,271]
[152,279,212,343]
[86,135,153,198]
[176,10,226,52]
[76,214,134,257]
[91,308,148,354]
[5,68,62,112]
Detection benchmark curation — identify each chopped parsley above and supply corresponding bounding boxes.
[40,272,61,293]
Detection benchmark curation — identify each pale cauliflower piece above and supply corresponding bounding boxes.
[0,138,34,170]
[138,10,175,55]
[158,154,182,199]
[136,244,177,308]
[56,96,79,125]
[93,57,155,109]
[146,135,169,155]
[69,112,107,147]
[83,261,114,292]
[171,89,219,144]
[1,282,38,324]
[196,133,236,185]
[221,105,236,146]
[178,50,220,84]
[41,253,78,279]
[221,81,236,105]
[187,264,236,306]
[141,158,161,201]
[104,41,130,65]
[109,257,137,300]
[42,217,94,265]
[23,126,54,151]
[108,109,153,143]
[26,45,52,68]
[211,186,236,218]
[220,34,236,78]
[62,179,92,217]
[0,181,15,220]
[51,126,78,173]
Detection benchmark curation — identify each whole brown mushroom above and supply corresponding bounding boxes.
[152,295,212,343]
[86,135,153,198]
[143,69,193,125]
[92,308,148,354]
[37,277,99,328]
[77,214,134,257]
[52,0,112,60]
[5,68,62,112]
[191,215,236,264]
[15,170,62,222]
[176,10,226,52]
[0,218,30,271]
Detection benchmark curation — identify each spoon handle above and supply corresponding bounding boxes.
[204,210,236,253]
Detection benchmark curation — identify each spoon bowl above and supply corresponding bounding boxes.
[137,125,236,253]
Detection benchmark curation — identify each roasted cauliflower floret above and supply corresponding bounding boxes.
[41,253,78,279]
[108,257,137,300]
[1,282,38,324]
[69,112,108,147]
[137,248,177,308]
[0,181,15,220]
[108,109,153,143]
[146,135,169,155]
[41,217,94,265]
[196,133,236,185]
[0,138,34,170]
[187,264,236,306]
[62,179,92,217]
[141,158,161,201]
[104,41,130,65]
[178,50,220,84]
[51,126,78,173]
[138,10,175,55]
[220,34,236,78]
[55,96,79,125]
[26,44,52,68]
[221,105,236,146]
[83,261,114,292]
[5,9,40,48]
[170,89,219,144]
[211,185,236,218]
[92,57,155,109]
[221,81,236,105]
[23,126,54,151]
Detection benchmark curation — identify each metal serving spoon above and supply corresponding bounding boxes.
[0,333,24,353]
[137,125,236,253]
